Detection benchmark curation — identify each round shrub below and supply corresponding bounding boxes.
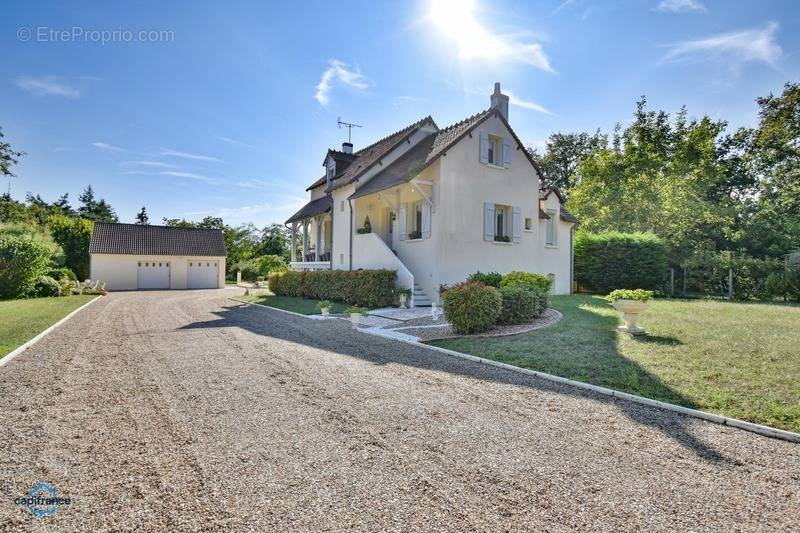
[47,267,78,283]
[500,271,552,293]
[574,231,667,293]
[497,286,538,324]
[442,281,502,334]
[33,275,61,297]
[468,271,502,288]
[0,235,52,299]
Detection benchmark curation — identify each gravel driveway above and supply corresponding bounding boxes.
[1,290,797,531]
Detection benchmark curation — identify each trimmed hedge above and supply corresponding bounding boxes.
[34,275,61,297]
[47,267,78,283]
[498,286,547,325]
[268,269,396,308]
[500,271,552,293]
[574,231,667,293]
[0,235,52,299]
[468,271,502,288]
[442,281,502,334]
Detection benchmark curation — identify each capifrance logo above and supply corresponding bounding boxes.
[14,482,71,517]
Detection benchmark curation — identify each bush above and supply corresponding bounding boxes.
[47,267,78,283]
[574,231,667,294]
[57,276,76,296]
[498,286,547,324]
[0,235,52,299]
[268,269,397,308]
[763,272,787,300]
[48,215,93,280]
[500,271,552,293]
[442,281,502,334]
[606,289,653,302]
[33,275,61,297]
[235,254,288,282]
[468,271,502,287]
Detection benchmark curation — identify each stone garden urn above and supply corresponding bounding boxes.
[612,299,650,335]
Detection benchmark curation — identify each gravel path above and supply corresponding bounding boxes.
[1,290,797,531]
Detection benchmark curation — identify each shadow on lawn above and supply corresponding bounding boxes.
[180,299,732,465]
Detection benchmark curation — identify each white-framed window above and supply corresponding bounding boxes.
[488,135,502,165]
[494,204,511,242]
[524,217,533,231]
[546,209,558,246]
[408,201,423,239]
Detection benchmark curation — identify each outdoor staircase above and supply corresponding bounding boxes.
[412,282,433,307]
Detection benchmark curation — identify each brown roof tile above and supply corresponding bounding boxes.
[89,223,226,256]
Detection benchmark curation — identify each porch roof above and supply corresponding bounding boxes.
[348,133,437,201]
[285,196,332,224]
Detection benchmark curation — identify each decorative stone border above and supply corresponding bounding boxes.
[403,308,563,341]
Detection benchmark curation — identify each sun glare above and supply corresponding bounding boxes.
[428,0,501,61]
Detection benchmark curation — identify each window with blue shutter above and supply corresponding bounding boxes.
[483,202,495,241]
[503,138,511,168]
[479,132,489,163]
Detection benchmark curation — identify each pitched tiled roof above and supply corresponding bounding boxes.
[285,195,332,224]
[349,133,438,200]
[328,116,437,191]
[425,109,491,164]
[89,222,226,256]
[560,206,579,224]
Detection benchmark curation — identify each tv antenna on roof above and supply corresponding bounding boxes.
[337,117,362,143]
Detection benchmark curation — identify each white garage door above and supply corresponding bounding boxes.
[138,260,170,289]
[187,260,219,289]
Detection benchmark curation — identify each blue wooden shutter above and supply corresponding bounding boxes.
[512,206,522,243]
[479,132,489,164]
[484,202,494,241]
[421,203,431,239]
[503,138,512,168]
[398,205,407,241]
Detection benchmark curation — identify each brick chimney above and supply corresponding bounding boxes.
[490,82,509,121]
[342,142,353,154]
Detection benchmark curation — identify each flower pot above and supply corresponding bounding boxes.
[398,294,407,309]
[612,299,650,335]
[321,307,330,317]
[349,313,362,327]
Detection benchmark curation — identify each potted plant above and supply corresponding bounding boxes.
[346,305,368,327]
[397,288,412,308]
[607,289,653,335]
[316,300,332,317]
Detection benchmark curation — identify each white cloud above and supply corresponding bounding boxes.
[314,60,370,106]
[160,171,216,183]
[662,22,781,67]
[428,0,554,72]
[504,89,556,116]
[656,0,706,13]
[121,160,177,168]
[218,136,255,148]
[92,142,126,152]
[159,148,223,163]
[14,75,81,98]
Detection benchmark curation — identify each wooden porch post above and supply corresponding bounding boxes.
[302,221,308,261]
[315,216,322,260]
[290,223,297,262]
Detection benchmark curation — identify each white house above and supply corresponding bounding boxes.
[89,222,227,290]
[285,83,577,305]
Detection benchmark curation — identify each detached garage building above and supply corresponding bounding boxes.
[89,222,227,291]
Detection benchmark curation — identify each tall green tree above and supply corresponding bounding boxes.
[0,127,25,195]
[529,130,607,193]
[257,223,290,260]
[135,206,149,225]
[49,214,93,280]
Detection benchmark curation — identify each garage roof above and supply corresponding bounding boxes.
[89,222,227,256]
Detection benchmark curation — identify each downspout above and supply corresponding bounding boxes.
[347,198,354,271]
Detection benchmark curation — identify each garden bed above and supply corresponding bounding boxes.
[389,308,561,341]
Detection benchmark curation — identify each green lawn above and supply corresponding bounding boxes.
[430,295,800,432]
[0,295,98,359]
[238,293,351,315]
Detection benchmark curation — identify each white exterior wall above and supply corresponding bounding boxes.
[538,194,574,294]
[90,254,226,291]
[330,183,355,269]
[433,114,574,297]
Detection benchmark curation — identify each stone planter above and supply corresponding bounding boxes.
[612,299,650,335]
[349,313,362,327]
[320,307,330,317]
[398,294,408,309]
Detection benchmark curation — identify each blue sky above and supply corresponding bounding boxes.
[2,0,798,226]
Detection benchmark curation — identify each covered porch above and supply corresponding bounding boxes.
[285,196,333,271]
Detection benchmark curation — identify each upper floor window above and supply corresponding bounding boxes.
[480,132,511,168]
[326,161,335,181]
